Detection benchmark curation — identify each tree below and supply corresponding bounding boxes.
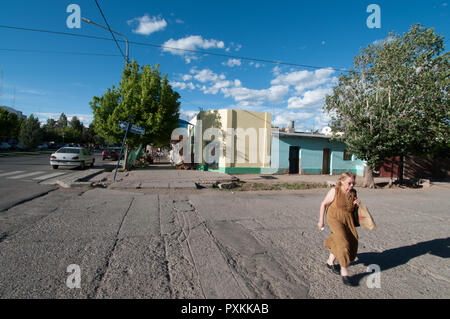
[70,116,84,133]
[19,114,43,149]
[0,108,22,138]
[57,113,68,128]
[91,60,181,168]
[45,118,57,130]
[325,24,449,187]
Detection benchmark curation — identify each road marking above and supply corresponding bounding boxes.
[0,171,25,177]
[33,172,66,181]
[7,171,46,179]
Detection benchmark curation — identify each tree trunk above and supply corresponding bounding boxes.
[123,144,131,171]
[398,155,404,185]
[363,165,375,188]
[389,157,394,188]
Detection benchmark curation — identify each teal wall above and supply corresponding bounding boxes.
[271,135,365,176]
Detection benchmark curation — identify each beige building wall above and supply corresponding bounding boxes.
[191,109,271,172]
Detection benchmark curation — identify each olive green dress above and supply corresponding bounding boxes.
[324,186,358,268]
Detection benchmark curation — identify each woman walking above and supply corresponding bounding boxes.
[318,172,361,286]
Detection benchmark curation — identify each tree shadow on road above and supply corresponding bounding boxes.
[351,237,450,285]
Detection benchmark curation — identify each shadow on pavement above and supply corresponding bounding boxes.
[351,237,450,285]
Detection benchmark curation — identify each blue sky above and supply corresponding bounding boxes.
[0,0,448,131]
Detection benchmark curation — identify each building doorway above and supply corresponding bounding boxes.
[289,146,300,174]
[322,148,331,174]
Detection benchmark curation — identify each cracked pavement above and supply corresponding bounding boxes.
[0,184,449,299]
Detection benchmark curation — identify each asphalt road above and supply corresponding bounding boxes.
[0,184,448,299]
[0,152,105,212]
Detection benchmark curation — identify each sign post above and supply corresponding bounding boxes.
[113,117,146,181]
[113,116,132,181]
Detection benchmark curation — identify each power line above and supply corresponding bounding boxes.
[0,24,350,73]
[93,0,128,63]
[0,47,121,57]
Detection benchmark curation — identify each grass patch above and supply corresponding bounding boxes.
[234,181,327,191]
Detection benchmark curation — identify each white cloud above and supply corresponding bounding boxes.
[179,109,198,122]
[162,35,225,62]
[128,15,167,35]
[272,110,314,127]
[371,36,395,46]
[249,62,262,68]
[271,68,336,94]
[222,58,241,67]
[172,82,195,90]
[221,84,289,104]
[191,68,225,83]
[17,88,48,96]
[287,87,333,109]
[202,80,232,95]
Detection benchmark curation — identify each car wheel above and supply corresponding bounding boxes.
[52,165,59,169]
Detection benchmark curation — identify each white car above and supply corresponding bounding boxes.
[50,147,95,169]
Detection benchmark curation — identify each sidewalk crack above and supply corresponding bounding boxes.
[88,196,134,299]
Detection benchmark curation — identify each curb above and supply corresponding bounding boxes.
[46,168,106,188]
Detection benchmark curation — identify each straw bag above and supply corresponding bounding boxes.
[357,205,377,230]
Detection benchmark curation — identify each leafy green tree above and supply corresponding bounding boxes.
[45,118,57,130]
[70,116,84,133]
[62,126,81,144]
[0,108,22,138]
[91,60,181,168]
[325,24,449,187]
[57,113,68,128]
[19,114,43,149]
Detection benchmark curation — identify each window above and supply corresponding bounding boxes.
[343,150,352,161]
[57,148,80,154]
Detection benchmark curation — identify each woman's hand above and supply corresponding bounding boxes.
[317,220,325,231]
[353,199,361,206]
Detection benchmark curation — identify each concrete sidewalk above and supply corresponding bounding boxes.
[89,161,442,191]
[93,162,237,190]
[233,173,392,187]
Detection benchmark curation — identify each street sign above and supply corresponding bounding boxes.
[119,121,145,135]
[130,124,145,135]
[118,121,129,131]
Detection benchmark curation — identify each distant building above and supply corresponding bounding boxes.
[270,131,366,176]
[177,109,366,175]
[0,105,27,120]
[188,109,272,174]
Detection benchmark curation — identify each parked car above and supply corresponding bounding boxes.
[37,143,48,150]
[102,147,121,161]
[50,147,95,169]
[0,142,11,150]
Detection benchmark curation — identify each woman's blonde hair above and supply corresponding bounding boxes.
[336,171,356,187]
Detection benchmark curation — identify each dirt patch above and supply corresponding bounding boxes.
[230,181,328,192]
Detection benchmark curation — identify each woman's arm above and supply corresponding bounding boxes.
[352,189,361,206]
[318,188,335,230]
